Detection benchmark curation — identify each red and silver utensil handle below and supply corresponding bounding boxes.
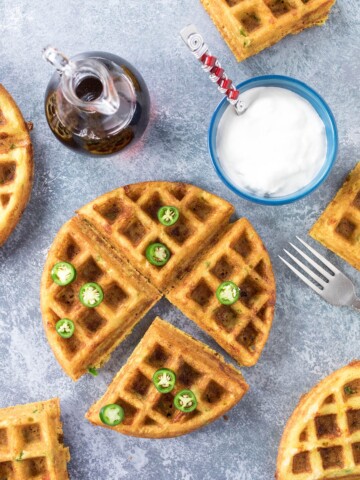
[180,24,246,115]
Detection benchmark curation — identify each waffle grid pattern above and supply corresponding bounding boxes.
[0,398,70,480]
[293,388,360,477]
[86,317,249,438]
[0,84,33,246]
[310,163,360,271]
[43,183,275,381]
[41,218,160,380]
[167,218,275,366]
[78,182,234,292]
[277,362,360,480]
[200,0,336,61]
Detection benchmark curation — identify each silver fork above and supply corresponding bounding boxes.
[279,237,360,310]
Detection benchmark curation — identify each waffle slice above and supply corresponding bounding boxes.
[200,0,336,62]
[0,398,70,480]
[41,217,160,380]
[0,84,33,246]
[276,361,360,480]
[310,163,360,271]
[167,218,276,366]
[86,317,249,438]
[77,181,234,293]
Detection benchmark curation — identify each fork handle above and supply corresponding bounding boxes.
[351,297,360,310]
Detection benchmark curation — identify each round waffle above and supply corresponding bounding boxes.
[41,181,276,382]
[0,84,33,247]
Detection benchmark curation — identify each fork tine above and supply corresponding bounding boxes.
[283,249,327,287]
[289,242,333,280]
[279,255,323,295]
[296,237,339,274]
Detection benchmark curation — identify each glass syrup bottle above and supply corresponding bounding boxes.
[43,47,150,156]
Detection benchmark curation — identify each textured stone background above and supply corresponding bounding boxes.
[0,1,359,479]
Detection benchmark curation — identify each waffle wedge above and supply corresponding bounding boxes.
[200,0,336,62]
[167,218,276,366]
[86,317,249,438]
[0,84,33,246]
[310,163,360,271]
[41,217,160,380]
[77,181,234,292]
[276,361,360,480]
[0,398,70,480]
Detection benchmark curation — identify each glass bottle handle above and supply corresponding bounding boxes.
[42,46,74,76]
[43,46,121,115]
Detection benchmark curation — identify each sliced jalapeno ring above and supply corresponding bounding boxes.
[174,390,197,413]
[157,206,179,226]
[55,318,75,338]
[153,368,176,393]
[79,282,104,308]
[216,281,240,305]
[99,404,124,426]
[145,243,171,266]
[51,262,76,286]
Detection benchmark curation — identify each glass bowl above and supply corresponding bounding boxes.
[209,75,338,206]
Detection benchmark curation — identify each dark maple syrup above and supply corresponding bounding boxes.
[44,50,150,156]
[75,76,103,102]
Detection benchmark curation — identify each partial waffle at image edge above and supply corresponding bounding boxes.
[0,398,70,480]
[310,162,360,271]
[276,361,360,480]
[0,84,33,247]
[200,0,337,62]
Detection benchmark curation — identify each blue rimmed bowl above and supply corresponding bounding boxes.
[209,75,338,206]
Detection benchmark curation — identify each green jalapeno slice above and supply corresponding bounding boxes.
[99,404,124,426]
[88,367,99,377]
[51,262,76,286]
[153,368,176,393]
[145,243,170,266]
[157,206,179,226]
[55,319,75,338]
[216,281,240,305]
[79,282,104,308]
[174,390,197,413]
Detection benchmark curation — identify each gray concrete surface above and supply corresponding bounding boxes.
[0,1,359,478]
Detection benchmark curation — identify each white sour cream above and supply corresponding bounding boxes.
[216,87,327,197]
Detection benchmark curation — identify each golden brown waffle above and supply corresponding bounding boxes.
[0,84,33,246]
[42,182,275,379]
[276,361,360,480]
[86,317,249,438]
[0,398,70,480]
[200,0,336,62]
[310,163,360,271]
[77,181,234,292]
[167,218,276,366]
[41,217,160,380]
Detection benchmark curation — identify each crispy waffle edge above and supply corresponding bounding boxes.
[309,163,360,271]
[200,0,336,62]
[0,397,70,479]
[85,316,249,438]
[0,84,34,247]
[276,360,360,480]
